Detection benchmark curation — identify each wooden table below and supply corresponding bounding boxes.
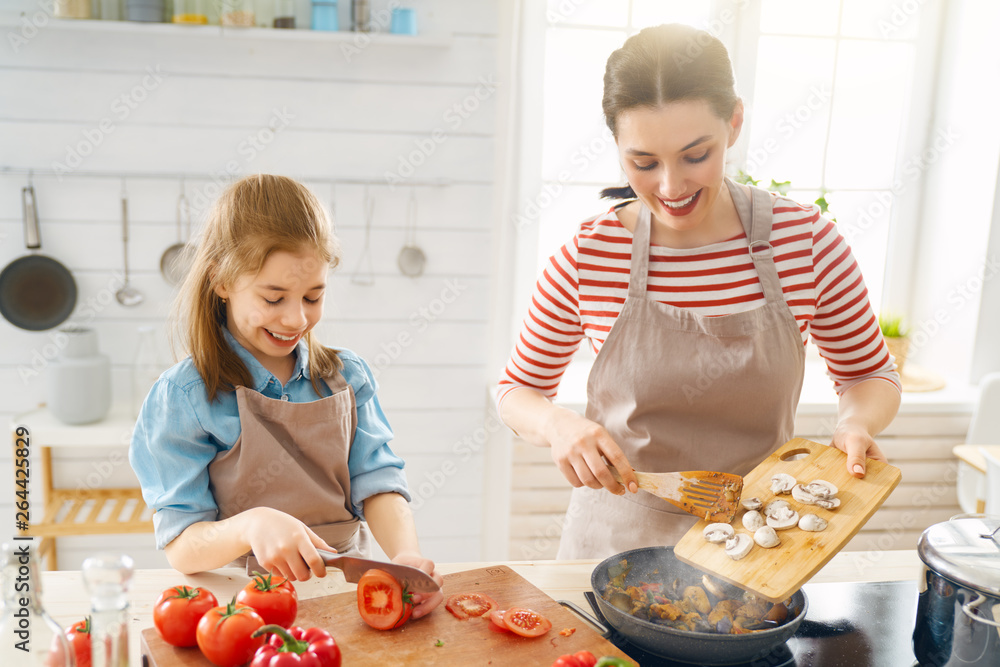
[38,550,924,666]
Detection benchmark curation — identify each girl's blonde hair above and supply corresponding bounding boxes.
[175,174,343,401]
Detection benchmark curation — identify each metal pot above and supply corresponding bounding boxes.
[590,546,807,665]
[913,517,1000,666]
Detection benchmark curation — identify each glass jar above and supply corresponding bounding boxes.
[220,0,256,26]
[311,0,338,31]
[172,0,208,24]
[53,0,91,18]
[273,0,295,28]
[132,326,167,418]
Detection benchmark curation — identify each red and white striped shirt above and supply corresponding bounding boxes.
[498,195,901,407]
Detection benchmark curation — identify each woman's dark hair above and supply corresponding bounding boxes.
[600,24,740,200]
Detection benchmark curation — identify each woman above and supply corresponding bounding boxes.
[130,175,442,615]
[497,24,901,559]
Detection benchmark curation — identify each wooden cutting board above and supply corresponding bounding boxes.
[674,438,901,603]
[140,565,635,667]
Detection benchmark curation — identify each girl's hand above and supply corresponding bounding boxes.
[830,422,888,478]
[242,507,334,581]
[547,409,638,495]
[391,551,443,619]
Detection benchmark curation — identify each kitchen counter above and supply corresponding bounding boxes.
[38,550,923,665]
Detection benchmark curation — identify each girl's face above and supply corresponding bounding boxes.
[216,249,328,376]
[616,99,743,238]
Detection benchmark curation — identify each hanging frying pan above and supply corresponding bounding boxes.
[0,186,77,331]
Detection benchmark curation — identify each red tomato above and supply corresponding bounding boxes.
[153,585,218,647]
[356,569,414,630]
[65,617,91,667]
[502,607,552,638]
[487,608,511,634]
[237,572,298,628]
[444,593,499,620]
[195,598,266,667]
[552,651,598,667]
[250,625,342,667]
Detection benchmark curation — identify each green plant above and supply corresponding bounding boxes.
[734,171,836,221]
[878,314,908,338]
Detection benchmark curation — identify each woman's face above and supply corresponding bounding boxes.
[216,249,328,375]
[616,99,743,236]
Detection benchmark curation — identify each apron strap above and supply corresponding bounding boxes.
[627,204,652,298]
[727,178,784,305]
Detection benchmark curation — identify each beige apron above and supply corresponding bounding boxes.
[557,179,806,559]
[208,368,372,564]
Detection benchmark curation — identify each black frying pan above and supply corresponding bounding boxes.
[0,186,77,331]
[590,546,808,665]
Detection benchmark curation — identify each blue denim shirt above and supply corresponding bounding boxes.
[129,329,409,549]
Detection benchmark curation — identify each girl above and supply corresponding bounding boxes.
[498,24,901,558]
[130,174,443,616]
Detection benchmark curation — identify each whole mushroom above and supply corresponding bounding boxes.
[754,525,781,548]
[742,510,766,532]
[799,514,829,532]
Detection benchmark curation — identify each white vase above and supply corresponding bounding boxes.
[47,327,112,425]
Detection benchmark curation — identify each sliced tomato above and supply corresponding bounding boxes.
[356,569,413,631]
[502,607,552,638]
[444,593,499,620]
[487,608,510,633]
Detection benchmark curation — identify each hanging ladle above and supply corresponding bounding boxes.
[116,181,144,307]
[160,183,194,286]
[350,185,376,286]
[397,187,426,278]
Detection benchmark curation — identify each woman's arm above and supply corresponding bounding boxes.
[163,507,333,581]
[363,492,443,618]
[501,387,638,494]
[832,378,901,477]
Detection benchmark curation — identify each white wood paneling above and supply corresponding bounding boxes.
[0,5,505,566]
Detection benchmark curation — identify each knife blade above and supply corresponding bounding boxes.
[245,549,440,593]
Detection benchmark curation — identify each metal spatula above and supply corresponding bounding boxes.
[246,549,440,593]
[609,467,743,523]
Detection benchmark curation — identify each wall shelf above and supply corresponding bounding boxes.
[10,16,453,47]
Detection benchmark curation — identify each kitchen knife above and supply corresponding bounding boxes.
[246,549,440,593]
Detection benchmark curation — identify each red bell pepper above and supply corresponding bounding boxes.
[249,625,341,667]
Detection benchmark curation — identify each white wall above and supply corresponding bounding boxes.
[0,1,508,568]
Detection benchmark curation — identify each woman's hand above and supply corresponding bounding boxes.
[391,551,444,619]
[830,421,888,478]
[242,507,334,582]
[547,408,638,494]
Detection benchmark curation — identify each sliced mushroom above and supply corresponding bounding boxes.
[791,483,816,504]
[805,479,838,499]
[742,510,765,532]
[702,574,741,601]
[741,496,763,511]
[683,585,712,615]
[724,533,754,561]
[766,505,799,530]
[814,497,841,510]
[753,525,781,548]
[703,522,735,543]
[799,513,829,532]
[770,473,797,495]
[763,498,791,518]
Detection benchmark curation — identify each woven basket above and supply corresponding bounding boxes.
[884,335,910,377]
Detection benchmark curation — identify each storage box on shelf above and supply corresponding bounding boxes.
[10,404,153,570]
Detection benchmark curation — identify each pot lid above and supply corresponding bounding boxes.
[918,517,1000,595]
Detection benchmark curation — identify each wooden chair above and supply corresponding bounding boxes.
[11,406,154,570]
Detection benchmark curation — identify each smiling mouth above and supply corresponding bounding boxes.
[266,330,300,342]
[660,190,700,209]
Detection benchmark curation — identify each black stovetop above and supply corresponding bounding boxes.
[586,580,919,666]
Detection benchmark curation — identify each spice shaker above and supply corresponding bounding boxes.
[82,552,134,667]
[351,0,370,32]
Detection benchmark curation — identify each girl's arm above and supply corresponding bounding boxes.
[164,507,333,581]
[363,492,443,618]
[832,378,901,477]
